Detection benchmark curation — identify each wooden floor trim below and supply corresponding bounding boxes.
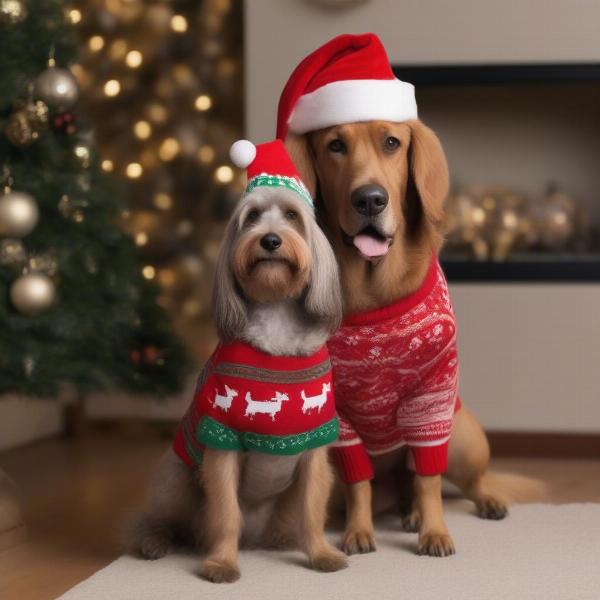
[488,431,600,458]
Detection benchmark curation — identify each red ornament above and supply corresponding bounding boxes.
[130,349,141,365]
[52,111,76,134]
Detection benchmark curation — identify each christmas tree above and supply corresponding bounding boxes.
[0,0,188,397]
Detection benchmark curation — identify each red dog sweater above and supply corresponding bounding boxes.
[173,341,339,467]
[328,258,460,483]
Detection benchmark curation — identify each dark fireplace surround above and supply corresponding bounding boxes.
[393,63,600,282]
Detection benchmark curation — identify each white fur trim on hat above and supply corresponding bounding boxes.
[287,78,418,135]
[229,139,256,168]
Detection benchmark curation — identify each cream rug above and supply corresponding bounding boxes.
[58,502,600,600]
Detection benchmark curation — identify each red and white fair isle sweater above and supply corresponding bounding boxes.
[173,341,338,467]
[328,258,461,483]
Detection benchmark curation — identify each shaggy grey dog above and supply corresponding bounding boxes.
[126,186,346,583]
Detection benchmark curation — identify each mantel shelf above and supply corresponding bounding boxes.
[393,63,600,86]
[442,257,600,283]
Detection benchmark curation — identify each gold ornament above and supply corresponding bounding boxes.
[34,65,79,110]
[446,186,531,261]
[535,185,577,250]
[5,100,49,147]
[10,272,56,315]
[0,0,27,24]
[28,252,59,277]
[0,189,39,237]
[5,109,34,146]
[0,238,26,267]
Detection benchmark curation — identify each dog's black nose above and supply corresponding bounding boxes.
[351,184,389,217]
[260,233,282,252]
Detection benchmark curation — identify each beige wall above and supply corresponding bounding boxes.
[246,0,600,141]
[450,284,600,432]
[247,0,600,217]
[246,0,600,432]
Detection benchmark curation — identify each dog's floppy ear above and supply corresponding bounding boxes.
[406,120,449,225]
[212,213,247,341]
[285,132,317,198]
[305,218,343,333]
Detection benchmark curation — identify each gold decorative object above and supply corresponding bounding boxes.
[0,238,26,267]
[5,99,49,147]
[28,252,59,277]
[446,186,532,261]
[534,184,578,250]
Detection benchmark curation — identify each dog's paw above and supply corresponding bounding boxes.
[341,528,376,555]
[417,532,455,557]
[123,513,172,560]
[199,559,240,584]
[476,496,508,520]
[136,533,171,560]
[399,508,422,533]
[310,547,348,572]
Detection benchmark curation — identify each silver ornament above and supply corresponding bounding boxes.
[34,66,79,110]
[0,190,39,237]
[10,272,56,315]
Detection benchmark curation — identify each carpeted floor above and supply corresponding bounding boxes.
[57,501,600,600]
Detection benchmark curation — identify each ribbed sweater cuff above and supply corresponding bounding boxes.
[331,443,374,483]
[410,441,449,476]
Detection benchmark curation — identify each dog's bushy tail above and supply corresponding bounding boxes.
[480,471,549,505]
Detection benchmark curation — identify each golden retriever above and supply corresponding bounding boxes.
[285,120,509,557]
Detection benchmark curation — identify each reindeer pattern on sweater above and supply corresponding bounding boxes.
[173,341,339,466]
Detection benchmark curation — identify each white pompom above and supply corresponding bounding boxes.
[229,139,256,168]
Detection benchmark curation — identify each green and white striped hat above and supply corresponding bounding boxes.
[229,139,313,208]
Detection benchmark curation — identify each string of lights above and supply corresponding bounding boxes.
[69,0,244,358]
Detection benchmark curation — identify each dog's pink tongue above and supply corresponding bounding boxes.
[353,234,390,258]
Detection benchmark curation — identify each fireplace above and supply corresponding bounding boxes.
[393,63,600,281]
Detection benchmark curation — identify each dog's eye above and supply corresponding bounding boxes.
[246,208,260,224]
[384,136,400,152]
[327,139,346,154]
[285,209,298,221]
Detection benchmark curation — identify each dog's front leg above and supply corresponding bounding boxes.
[199,448,242,583]
[298,448,348,572]
[415,474,455,557]
[341,480,376,555]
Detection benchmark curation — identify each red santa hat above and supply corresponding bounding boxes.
[230,139,313,208]
[277,32,417,139]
